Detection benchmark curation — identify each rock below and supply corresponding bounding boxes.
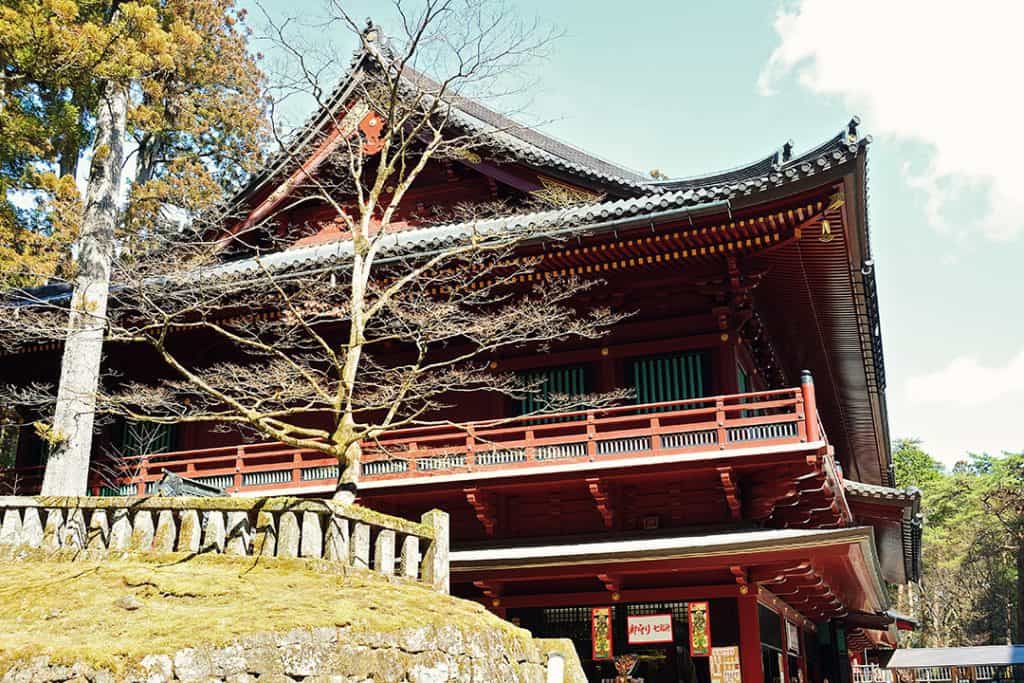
[209,644,247,678]
[139,654,173,682]
[116,595,143,611]
[173,648,213,682]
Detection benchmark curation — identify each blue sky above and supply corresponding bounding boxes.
[250,0,1024,465]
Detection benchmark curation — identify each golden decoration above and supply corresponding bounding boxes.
[529,176,602,207]
[819,219,834,243]
[454,147,482,164]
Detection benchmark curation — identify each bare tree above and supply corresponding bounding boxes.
[1,1,628,502]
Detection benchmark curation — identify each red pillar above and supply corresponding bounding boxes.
[738,592,764,683]
[717,337,740,395]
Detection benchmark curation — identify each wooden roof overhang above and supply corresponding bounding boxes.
[356,440,852,536]
[844,481,922,584]
[464,151,889,486]
[451,526,889,625]
[738,151,889,486]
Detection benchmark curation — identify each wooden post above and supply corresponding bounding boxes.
[233,446,244,493]
[738,592,764,683]
[586,412,597,459]
[421,509,450,594]
[137,461,148,496]
[801,370,820,443]
[715,397,727,449]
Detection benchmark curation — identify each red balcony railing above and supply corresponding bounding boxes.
[0,386,826,497]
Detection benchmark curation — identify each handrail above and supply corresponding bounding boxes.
[0,387,828,496]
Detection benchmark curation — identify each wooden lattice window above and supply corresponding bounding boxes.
[515,364,591,417]
[118,421,176,457]
[628,350,710,408]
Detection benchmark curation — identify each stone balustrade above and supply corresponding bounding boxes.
[0,495,449,593]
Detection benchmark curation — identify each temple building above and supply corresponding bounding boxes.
[0,29,921,683]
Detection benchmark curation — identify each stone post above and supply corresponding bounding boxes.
[0,507,21,545]
[153,510,177,553]
[225,511,251,556]
[109,509,131,550]
[130,510,155,551]
[43,508,64,550]
[400,535,420,579]
[374,529,395,576]
[324,514,349,565]
[21,507,43,548]
[178,509,201,553]
[351,522,370,569]
[546,652,565,683]
[277,511,300,559]
[87,509,110,551]
[300,512,323,559]
[420,509,449,594]
[253,509,277,557]
[63,508,87,549]
[203,511,226,553]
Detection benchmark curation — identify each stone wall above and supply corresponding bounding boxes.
[2,625,578,683]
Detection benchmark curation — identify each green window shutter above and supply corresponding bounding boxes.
[120,421,176,457]
[516,364,589,417]
[0,417,19,469]
[737,364,751,394]
[629,351,710,407]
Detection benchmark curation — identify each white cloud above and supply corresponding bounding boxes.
[760,0,1024,241]
[906,350,1024,407]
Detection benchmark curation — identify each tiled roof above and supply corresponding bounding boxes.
[11,124,866,301]
[844,479,920,504]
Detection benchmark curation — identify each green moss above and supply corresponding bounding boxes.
[0,554,532,674]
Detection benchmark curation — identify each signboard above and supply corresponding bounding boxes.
[627,613,674,644]
[710,646,742,683]
[591,607,614,660]
[688,601,711,656]
[786,620,801,654]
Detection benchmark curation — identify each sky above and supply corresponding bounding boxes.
[249,0,1024,466]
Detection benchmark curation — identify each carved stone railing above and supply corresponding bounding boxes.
[0,496,449,593]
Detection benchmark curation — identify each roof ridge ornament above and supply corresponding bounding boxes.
[846,116,861,143]
[781,140,794,164]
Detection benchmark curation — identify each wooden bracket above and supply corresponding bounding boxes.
[473,580,502,599]
[729,565,748,586]
[718,467,742,520]
[464,487,497,536]
[586,477,615,529]
[597,573,621,593]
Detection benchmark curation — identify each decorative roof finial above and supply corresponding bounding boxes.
[847,116,861,142]
[363,18,380,43]
[782,139,794,163]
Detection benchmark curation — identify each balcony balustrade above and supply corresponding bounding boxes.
[0,386,827,497]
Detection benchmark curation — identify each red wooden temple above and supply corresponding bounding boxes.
[0,27,921,683]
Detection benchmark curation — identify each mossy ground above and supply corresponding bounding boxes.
[0,553,522,673]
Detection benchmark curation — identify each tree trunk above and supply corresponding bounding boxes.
[40,82,128,496]
[1016,542,1024,643]
[334,440,361,505]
